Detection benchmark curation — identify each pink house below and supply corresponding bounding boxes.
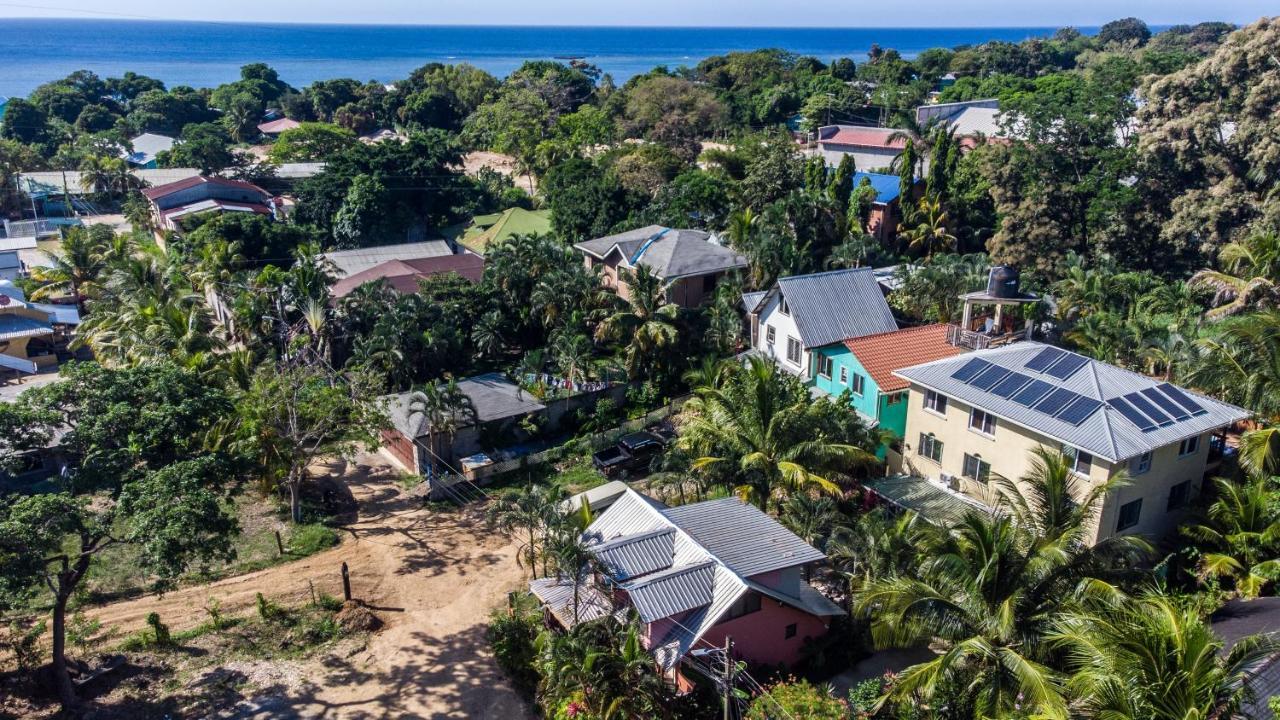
[530,489,843,687]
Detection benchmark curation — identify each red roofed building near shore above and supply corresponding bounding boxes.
[256,117,302,136]
[143,175,283,243]
[816,124,908,172]
[329,253,486,298]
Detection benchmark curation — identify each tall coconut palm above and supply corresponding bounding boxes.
[1183,476,1280,598]
[992,447,1126,544]
[487,483,566,579]
[853,450,1149,718]
[678,356,874,510]
[1190,231,1280,319]
[1052,594,1280,719]
[29,226,103,312]
[551,331,594,391]
[827,509,934,593]
[1186,310,1280,419]
[594,266,680,379]
[1238,425,1280,478]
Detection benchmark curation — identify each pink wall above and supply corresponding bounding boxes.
[699,594,830,668]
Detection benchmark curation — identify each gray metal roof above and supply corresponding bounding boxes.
[662,498,827,577]
[759,269,897,348]
[383,373,545,438]
[741,290,766,310]
[1211,597,1280,720]
[574,225,747,280]
[322,240,455,278]
[894,342,1250,462]
[622,561,717,623]
[0,313,53,341]
[529,577,623,628]
[863,474,994,528]
[745,578,844,617]
[588,527,676,581]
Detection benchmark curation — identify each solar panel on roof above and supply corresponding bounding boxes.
[1012,379,1055,407]
[1035,388,1080,416]
[970,364,1011,391]
[1044,353,1088,380]
[950,358,991,383]
[990,371,1032,399]
[1140,387,1190,421]
[1125,392,1173,426]
[1055,396,1104,426]
[1109,396,1158,431]
[1156,383,1208,417]
[1024,347,1066,372]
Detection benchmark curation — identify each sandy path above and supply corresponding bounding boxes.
[86,454,533,720]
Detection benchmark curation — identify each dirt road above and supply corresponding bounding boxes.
[87,454,533,719]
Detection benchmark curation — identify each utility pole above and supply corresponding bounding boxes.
[722,635,735,720]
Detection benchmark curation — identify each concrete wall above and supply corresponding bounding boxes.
[898,382,1213,544]
[817,144,900,173]
[700,589,830,669]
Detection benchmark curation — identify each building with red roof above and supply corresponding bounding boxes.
[816,124,907,173]
[329,253,485,298]
[809,324,967,453]
[256,117,302,136]
[143,175,282,241]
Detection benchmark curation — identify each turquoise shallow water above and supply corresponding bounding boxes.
[0,20,1095,97]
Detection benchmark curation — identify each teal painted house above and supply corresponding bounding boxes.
[810,324,966,456]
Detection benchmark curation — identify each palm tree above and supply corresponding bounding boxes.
[853,450,1149,718]
[1183,476,1280,598]
[898,195,957,258]
[594,266,680,379]
[407,378,479,476]
[1238,425,1280,478]
[779,494,844,551]
[1052,594,1280,719]
[78,155,114,196]
[991,447,1125,543]
[551,331,594,392]
[826,231,877,269]
[1185,310,1280,419]
[827,509,934,593]
[29,226,103,312]
[1190,231,1280,319]
[488,483,566,580]
[678,356,874,510]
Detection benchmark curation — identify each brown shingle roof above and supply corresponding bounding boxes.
[330,253,484,298]
[844,324,965,393]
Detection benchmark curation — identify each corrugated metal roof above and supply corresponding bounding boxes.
[745,578,844,617]
[528,577,621,628]
[852,172,904,204]
[864,474,993,528]
[589,527,676,581]
[661,498,826,578]
[894,342,1250,462]
[323,241,455,278]
[0,313,53,340]
[622,561,717,622]
[769,268,897,349]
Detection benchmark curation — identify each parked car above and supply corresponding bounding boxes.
[592,431,666,476]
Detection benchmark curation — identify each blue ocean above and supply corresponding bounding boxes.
[0,20,1091,97]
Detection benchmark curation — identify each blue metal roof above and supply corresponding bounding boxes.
[853,172,904,205]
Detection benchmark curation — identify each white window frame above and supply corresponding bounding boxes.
[817,354,833,379]
[968,408,996,437]
[1063,446,1093,477]
[1178,436,1200,458]
[839,366,849,385]
[766,325,776,346]
[778,297,790,316]
[786,336,802,365]
[962,453,991,482]
[1129,451,1152,476]
[851,373,865,396]
[918,433,943,463]
[923,390,947,417]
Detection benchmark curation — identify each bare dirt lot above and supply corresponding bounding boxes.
[81,453,534,719]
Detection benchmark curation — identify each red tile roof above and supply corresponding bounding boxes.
[330,253,485,298]
[257,118,302,134]
[817,126,907,150]
[141,174,269,200]
[843,324,966,392]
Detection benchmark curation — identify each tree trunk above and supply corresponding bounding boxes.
[289,478,303,524]
[51,589,77,711]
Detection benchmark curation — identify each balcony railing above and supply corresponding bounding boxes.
[946,325,1023,350]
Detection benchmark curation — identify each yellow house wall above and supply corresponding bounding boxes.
[897,382,1211,544]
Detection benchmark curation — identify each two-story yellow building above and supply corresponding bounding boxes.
[874,342,1249,544]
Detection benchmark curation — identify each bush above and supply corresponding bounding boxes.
[2,617,46,672]
[66,610,104,651]
[256,592,284,622]
[288,523,339,556]
[746,678,848,720]
[316,592,344,612]
[487,593,542,697]
[145,612,171,646]
[848,677,882,718]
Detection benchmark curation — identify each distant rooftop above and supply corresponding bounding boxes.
[575,225,747,280]
[322,240,455,279]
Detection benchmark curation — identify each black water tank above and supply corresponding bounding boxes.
[987,266,1020,298]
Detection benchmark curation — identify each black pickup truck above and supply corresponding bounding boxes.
[591,431,667,476]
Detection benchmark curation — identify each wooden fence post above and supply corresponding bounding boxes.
[341,562,351,601]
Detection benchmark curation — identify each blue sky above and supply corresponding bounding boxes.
[0,0,1271,26]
